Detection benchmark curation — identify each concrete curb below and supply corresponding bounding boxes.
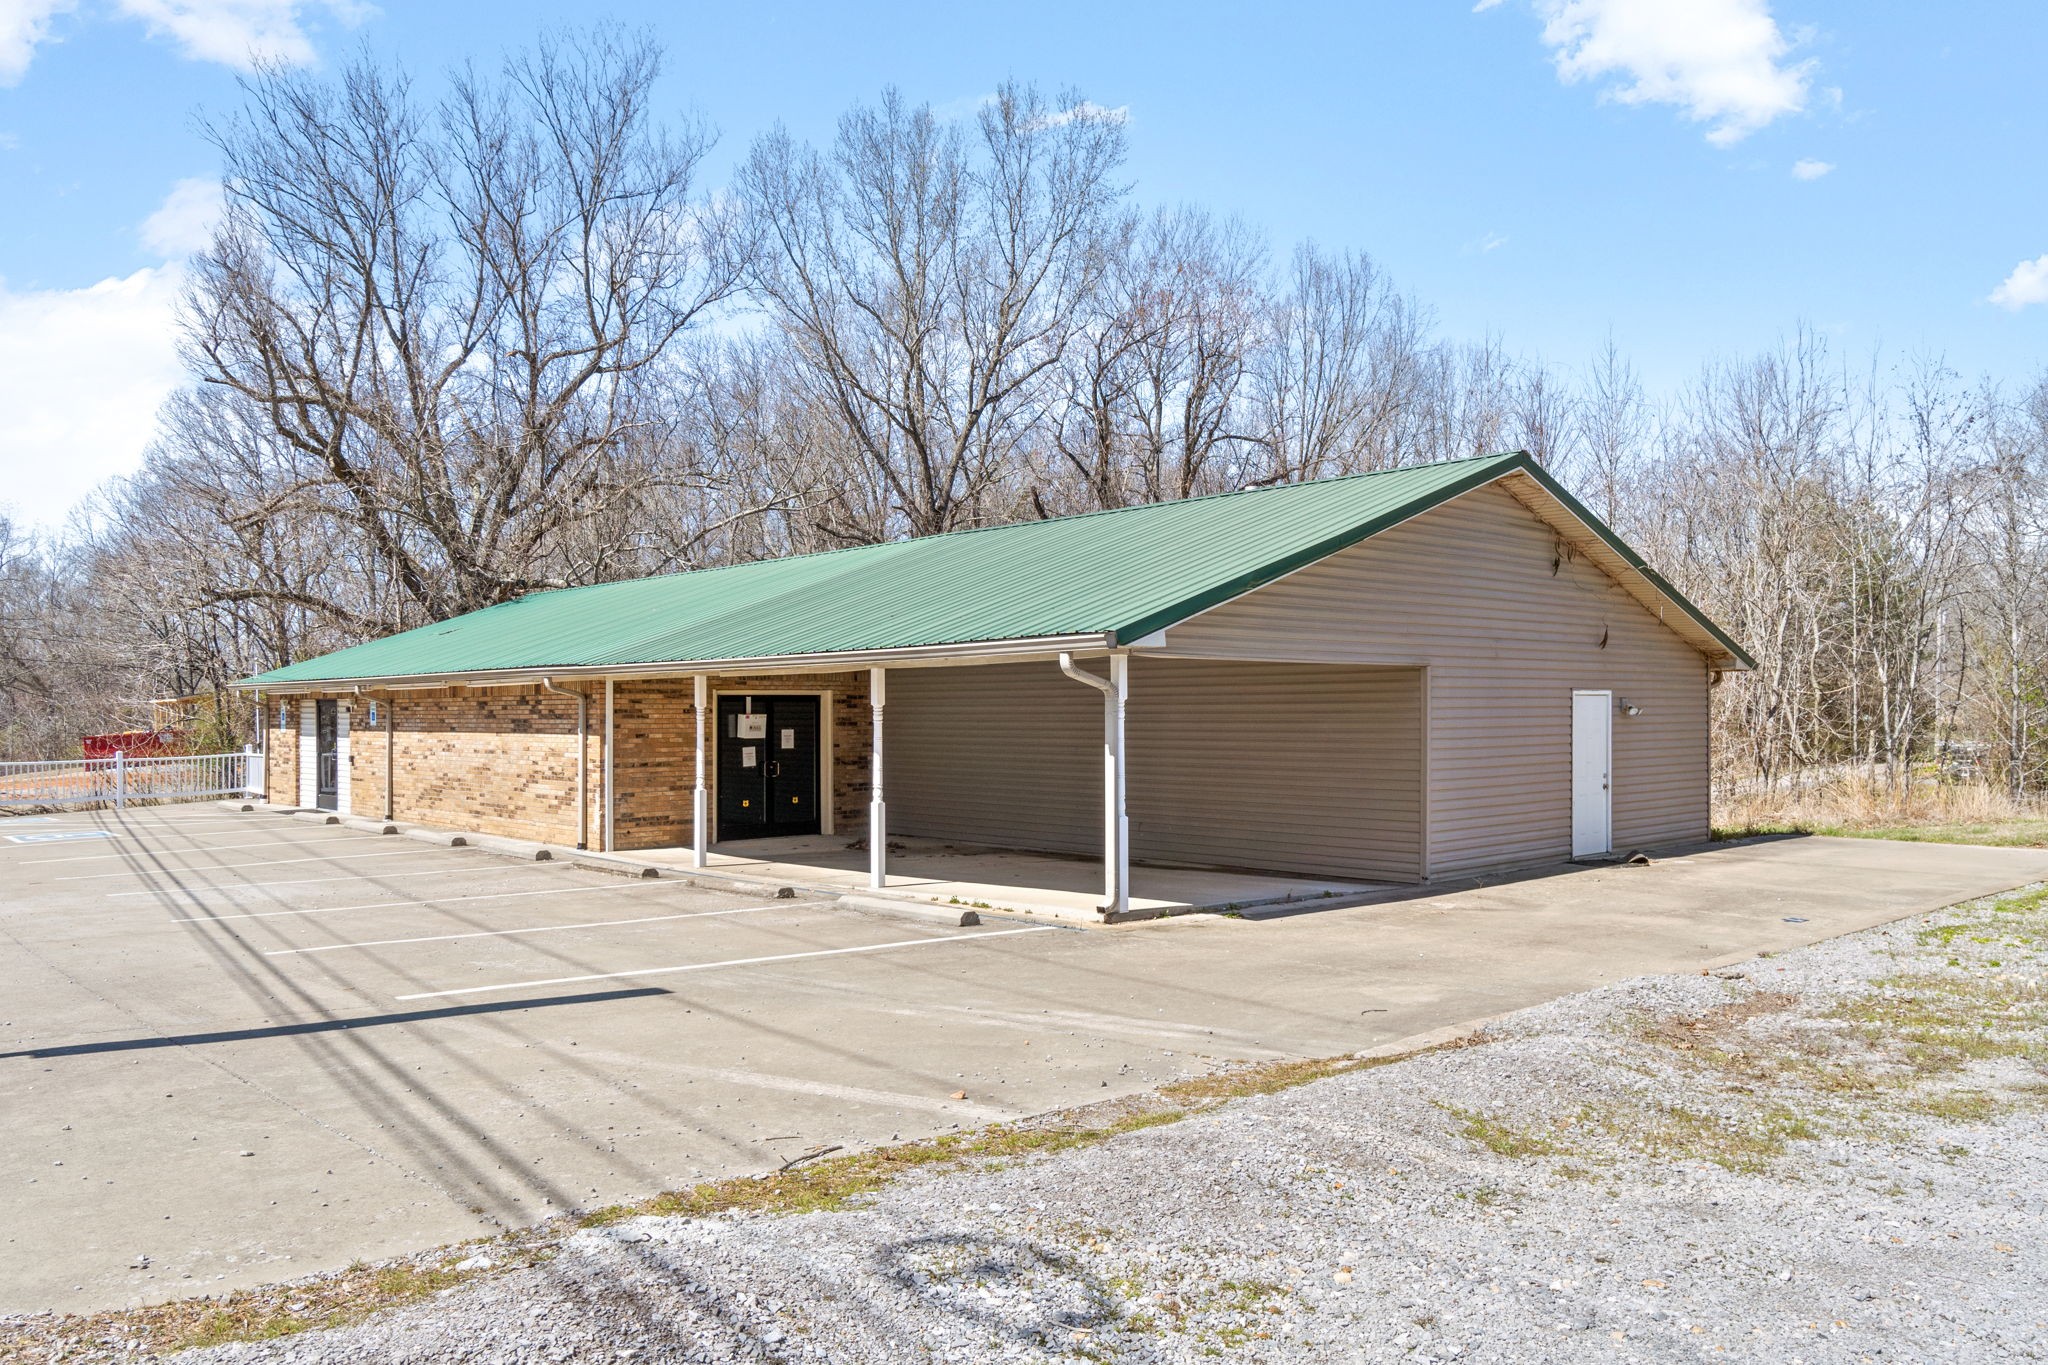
[568,852,662,879]
[1348,1019,1495,1062]
[836,894,981,928]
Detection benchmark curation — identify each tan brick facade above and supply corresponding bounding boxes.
[262,698,299,808]
[262,672,873,852]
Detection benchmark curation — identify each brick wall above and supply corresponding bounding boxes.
[260,673,873,852]
[263,699,299,806]
[363,687,600,845]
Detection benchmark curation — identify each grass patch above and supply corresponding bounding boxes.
[1828,972,2048,1073]
[1713,773,2048,848]
[1902,1090,2002,1124]
[1441,1104,1564,1158]
[1595,1101,1817,1173]
[1715,818,2048,848]
[1445,1095,1815,1173]
[0,1242,550,1363]
[580,1108,1194,1225]
[1126,1276,1289,1353]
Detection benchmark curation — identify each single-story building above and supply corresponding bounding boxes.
[235,451,1750,917]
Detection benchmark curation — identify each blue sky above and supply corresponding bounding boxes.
[1,0,2044,529]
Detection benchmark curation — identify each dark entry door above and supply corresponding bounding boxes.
[314,700,339,811]
[716,695,821,841]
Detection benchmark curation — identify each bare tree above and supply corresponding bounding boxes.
[1569,336,1650,521]
[183,28,744,624]
[1972,376,2048,795]
[1250,243,1430,482]
[739,83,1128,538]
[1048,206,1266,510]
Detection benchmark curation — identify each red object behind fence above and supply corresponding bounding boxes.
[81,730,186,760]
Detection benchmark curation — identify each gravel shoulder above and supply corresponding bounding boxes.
[10,879,2047,1364]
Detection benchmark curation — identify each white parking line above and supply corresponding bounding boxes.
[12,819,264,832]
[22,835,392,865]
[263,903,806,955]
[394,925,1062,1000]
[110,862,554,898]
[173,879,674,924]
[110,817,293,827]
[57,850,446,881]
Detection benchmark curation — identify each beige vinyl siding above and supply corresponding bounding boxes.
[886,661,1099,854]
[887,657,1424,881]
[1156,479,1710,876]
[1127,659,1423,879]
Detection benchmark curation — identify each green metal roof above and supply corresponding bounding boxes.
[241,451,1751,687]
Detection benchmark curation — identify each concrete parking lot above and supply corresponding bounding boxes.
[5,804,2047,1314]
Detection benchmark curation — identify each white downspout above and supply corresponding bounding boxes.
[869,667,887,889]
[1059,652,1130,919]
[692,674,709,869]
[540,678,588,850]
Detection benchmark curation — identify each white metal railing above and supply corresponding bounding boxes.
[0,747,262,811]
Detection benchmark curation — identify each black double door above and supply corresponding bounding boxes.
[715,695,821,841]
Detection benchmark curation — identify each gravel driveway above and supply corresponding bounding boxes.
[13,877,2046,1363]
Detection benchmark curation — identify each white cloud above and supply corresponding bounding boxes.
[1472,0,1505,10]
[1477,232,1509,253]
[0,178,225,529]
[1031,99,1130,129]
[2,0,368,83]
[118,0,319,68]
[0,0,74,84]
[140,176,223,256]
[1989,255,2048,311]
[1791,157,1833,180]
[1530,0,1814,145]
[0,266,185,528]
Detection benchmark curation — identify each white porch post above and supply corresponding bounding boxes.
[1106,653,1129,918]
[602,678,615,852]
[1058,652,1129,918]
[692,674,709,869]
[869,666,887,889]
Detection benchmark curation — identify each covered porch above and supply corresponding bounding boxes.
[622,648,1426,923]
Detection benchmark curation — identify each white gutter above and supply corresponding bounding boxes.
[230,633,1119,695]
[1058,651,1130,919]
[539,677,589,850]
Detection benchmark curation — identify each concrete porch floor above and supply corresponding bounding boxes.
[632,833,1390,922]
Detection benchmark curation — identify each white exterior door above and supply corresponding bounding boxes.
[297,704,317,809]
[1571,690,1612,857]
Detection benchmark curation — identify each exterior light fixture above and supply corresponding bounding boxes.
[1617,698,1642,717]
